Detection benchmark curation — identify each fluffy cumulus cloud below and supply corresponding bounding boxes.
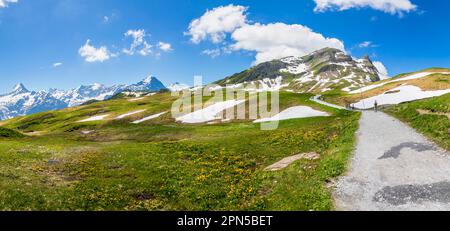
[79,29,171,63]
[157,42,173,52]
[123,29,152,56]
[373,61,390,79]
[231,23,345,64]
[186,4,248,44]
[313,0,417,15]
[0,0,17,8]
[78,40,111,63]
[187,5,345,65]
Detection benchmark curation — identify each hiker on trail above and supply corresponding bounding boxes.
[374,100,378,112]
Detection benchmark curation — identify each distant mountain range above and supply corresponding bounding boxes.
[0,76,169,120]
[216,47,385,93]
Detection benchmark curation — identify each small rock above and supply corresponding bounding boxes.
[48,159,60,165]
[265,152,320,171]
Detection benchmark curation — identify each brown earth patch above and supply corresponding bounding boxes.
[417,109,450,120]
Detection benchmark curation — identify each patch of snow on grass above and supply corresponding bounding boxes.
[349,82,387,94]
[116,110,146,119]
[311,95,347,110]
[132,112,167,124]
[176,100,245,124]
[254,106,329,123]
[128,97,145,102]
[354,85,450,109]
[350,72,450,94]
[78,114,110,122]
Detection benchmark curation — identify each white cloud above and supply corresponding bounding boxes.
[157,42,173,52]
[313,0,417,15]
[53,62,63,68]
[188,5,345,65]
[373,61,390,79]
[123,29,152,56]
[357,41,378,48]
[202,49,222,58]
[358,41,372,48]
[186,4,248,44]
[78,39,111,63]
[103,16,109,23]
[0,0,17,8]
[231,23,345,64]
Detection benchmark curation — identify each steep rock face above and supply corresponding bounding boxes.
[216,48,383,93]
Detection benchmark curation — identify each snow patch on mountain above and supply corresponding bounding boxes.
[277,48,384,92]
[0,76,168,120]
[52,84,125,107]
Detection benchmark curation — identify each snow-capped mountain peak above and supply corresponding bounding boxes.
[0,76,168,120]
[91,83,104,91]
[11,83,29,95]
[0,84,66,120]
[216,47,385,93]
[142,76,156,84]
[126,76,167,92]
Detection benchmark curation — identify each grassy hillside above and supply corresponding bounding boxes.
[385,93,450,151]
[0,91,360,211]
[0,127,25,138]
[215,60,289,85]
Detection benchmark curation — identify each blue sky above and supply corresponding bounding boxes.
[0,0,449,93]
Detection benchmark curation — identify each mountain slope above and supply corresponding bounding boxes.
[216,48,384,93]
[125,76,167,92]
[49,83,126,107]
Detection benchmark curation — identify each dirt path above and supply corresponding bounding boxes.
[311,95,348,110]
[333,111,450,211]
[417,109,450,120]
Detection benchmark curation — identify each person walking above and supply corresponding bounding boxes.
[374,100,378,112]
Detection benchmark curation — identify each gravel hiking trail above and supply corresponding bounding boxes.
[333,111,450,211]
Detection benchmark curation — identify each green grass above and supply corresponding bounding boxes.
[0,127,25,138]
[0,91,360,211]
[385,93,450,151]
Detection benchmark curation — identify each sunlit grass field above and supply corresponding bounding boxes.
[0,91,359,211]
